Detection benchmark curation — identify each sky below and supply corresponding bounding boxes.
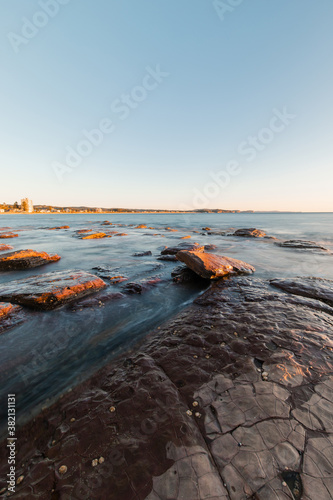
[0,0,332,211]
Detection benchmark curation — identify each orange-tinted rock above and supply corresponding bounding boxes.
[0,250,61,271]
[0,302,23,332]
[48,226,70,230]
[176,250,255,279]
[76,229,93,234]
[0,233,18,239]
[180,235,191,239]
[81,232,110,240]
[0,270,107,310]
[165,227,178,232]
[114,233,128,236]
[136,225,147,229]
[0,245,13,252]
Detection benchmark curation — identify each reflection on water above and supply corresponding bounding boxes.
[0,212,332,433]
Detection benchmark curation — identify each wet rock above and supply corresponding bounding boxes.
[180,235,191,239]
[92,266,128,284]
[114,233,128,236]
[0,232,18,239]
[276,240,330,252]
[233,228,267,238]
[161,243,204,256]
[0,302,23,332]
[122,282,144,294]
[0,249,61,271]
[48,226,70,230]
[202,227,211,231]
[136,224,147,229]
[204,244,217,251]
[270,277,333,306]
[0,245,13,252]
[75,229,93,234]
[171,265,205,284]
[133,251,152,257]
[2,276,332,499]
[0,270,107,310]
[80,232,111,239]
[71,292,125,310]
[176,250,255,279]
[165,227,178,232]
[157,255,178,261]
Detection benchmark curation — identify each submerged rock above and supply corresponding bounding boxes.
[122,282,144,294]
[0,245,13,252]
[0,249,61,271]
[157,255,178,261]
[0,232,18,239]
[48,226,70,230]
[92,266,128,284]
[276,239,330,252]
[0,270,107,310]
[233,228,266,238]
[133,251,152,257]
[176,250,255,279]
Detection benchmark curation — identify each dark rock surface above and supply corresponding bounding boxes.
[270,277,333,306]
[0,249,61,271]
[276,240,330,252]
[157,255,178,261]
[92,266,128,284]
[171,265,205,284]
[233,228,267,238]
[49,226,70,230]
[0,276,332,499]
[133,251,153,257]
[176,250,255,279]
[0,270,107,310]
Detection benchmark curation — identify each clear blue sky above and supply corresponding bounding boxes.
[1,0,332,211]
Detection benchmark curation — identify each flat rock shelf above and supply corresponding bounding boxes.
[0,276,332,499]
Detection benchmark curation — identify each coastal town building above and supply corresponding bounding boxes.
[21,198,34,213]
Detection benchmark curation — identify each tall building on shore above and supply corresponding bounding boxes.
[21,198,34,213]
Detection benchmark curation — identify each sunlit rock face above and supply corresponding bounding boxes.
[0,249,61,270]
[176,250,255,279]
[233,228,267,238]
[0,270,106,310]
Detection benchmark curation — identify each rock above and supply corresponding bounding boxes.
[204,244,217,251]
[71,292,125,310]
[176,250,255,279]
[233,228,266,238]
[3,276,333,499]
[136,225,147,229]
[165,227,178,232]
[270,277,333,306]
[0,232,18,239]
[114,233,128,236]
[75,229,93,234]
[276,240,330,252]
[171,265,205,284]
[0,270,107,310]
[202,227,211,231]
[92,266,128,284]
[80,232,111,239]
[161,243,205,256]
[0,302,23,332]
[0,245,13,252]
[157,255,178,261]
[180,236,191,239]
[48,226,70,230]
[0,250,61,271]
[133,251,152,257]
[122,282,143,294]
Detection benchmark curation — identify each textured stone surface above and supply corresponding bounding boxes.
[276,239,330,251]
[0,277,332,499]
[233,228,266,238]
[0,270,107,310]
[271,277,333,306]
[176,250,255,279]
[0,232,18,239]
[161,243,205,255]
[0,249,61,271]
[80,232,111,239]
[0,302,23,333]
